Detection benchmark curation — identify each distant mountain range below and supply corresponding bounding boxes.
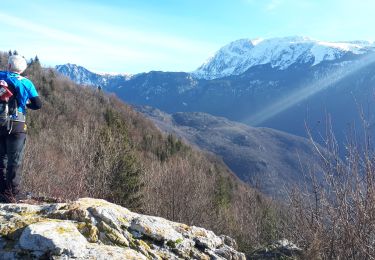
[56,36,375,146]
[134,106,325,197]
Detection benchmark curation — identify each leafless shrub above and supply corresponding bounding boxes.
[288,112,375,259]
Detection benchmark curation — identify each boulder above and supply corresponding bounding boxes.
[19,221,88,258]
[249,239,302,259]
[0,198,245,259]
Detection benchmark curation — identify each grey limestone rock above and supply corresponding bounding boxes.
[0,198,245,259]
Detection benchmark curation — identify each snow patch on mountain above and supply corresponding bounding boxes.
[96,71,133,79]
[55,63,133,87]
[193,36,374,79]
[55,63,96,86]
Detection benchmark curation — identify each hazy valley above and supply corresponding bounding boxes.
[135,106,325,198]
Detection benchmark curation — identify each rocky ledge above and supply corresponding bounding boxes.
[0,198,245,259]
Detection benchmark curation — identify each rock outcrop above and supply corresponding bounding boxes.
[0,198,245,259]
[248,239,302,259]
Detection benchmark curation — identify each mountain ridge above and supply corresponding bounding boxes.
[56,36,375,82]
[135,106,326,197]
[55,63,133,87]
[192,36,375,79]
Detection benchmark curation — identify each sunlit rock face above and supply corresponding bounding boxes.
[0,198,245,259]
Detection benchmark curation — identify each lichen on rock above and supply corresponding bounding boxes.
[0,198,246,259]
[19,221,87,258]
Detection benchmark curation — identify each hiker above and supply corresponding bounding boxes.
[0,55,42,203]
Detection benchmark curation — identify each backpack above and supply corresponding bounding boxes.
[0,76,18,131]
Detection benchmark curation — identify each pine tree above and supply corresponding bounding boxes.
[25,55,42,76]
[103,108,144,211]
[109,152,144,211]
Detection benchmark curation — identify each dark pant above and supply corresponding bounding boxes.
[0,132,26,195]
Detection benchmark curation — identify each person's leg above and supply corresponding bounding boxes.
[4,132,26,202]
[0,134,7,195]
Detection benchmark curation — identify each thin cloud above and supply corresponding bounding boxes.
[88,24,216,56]
[0,12,89,45]
[241,0,254,4]
[266,0,283,11]
[0,12,217,73]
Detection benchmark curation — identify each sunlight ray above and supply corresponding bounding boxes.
[246,52,375,126]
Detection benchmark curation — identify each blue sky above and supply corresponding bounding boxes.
[0,0,373,74]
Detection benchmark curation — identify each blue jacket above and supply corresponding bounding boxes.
[0,71,39,115]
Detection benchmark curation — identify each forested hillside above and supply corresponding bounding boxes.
[3,51,375,259]
[0,52,290,254]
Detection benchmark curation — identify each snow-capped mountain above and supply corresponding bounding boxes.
[56,36,375,148]
[193,36,374,79]
[55,63,132,88]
